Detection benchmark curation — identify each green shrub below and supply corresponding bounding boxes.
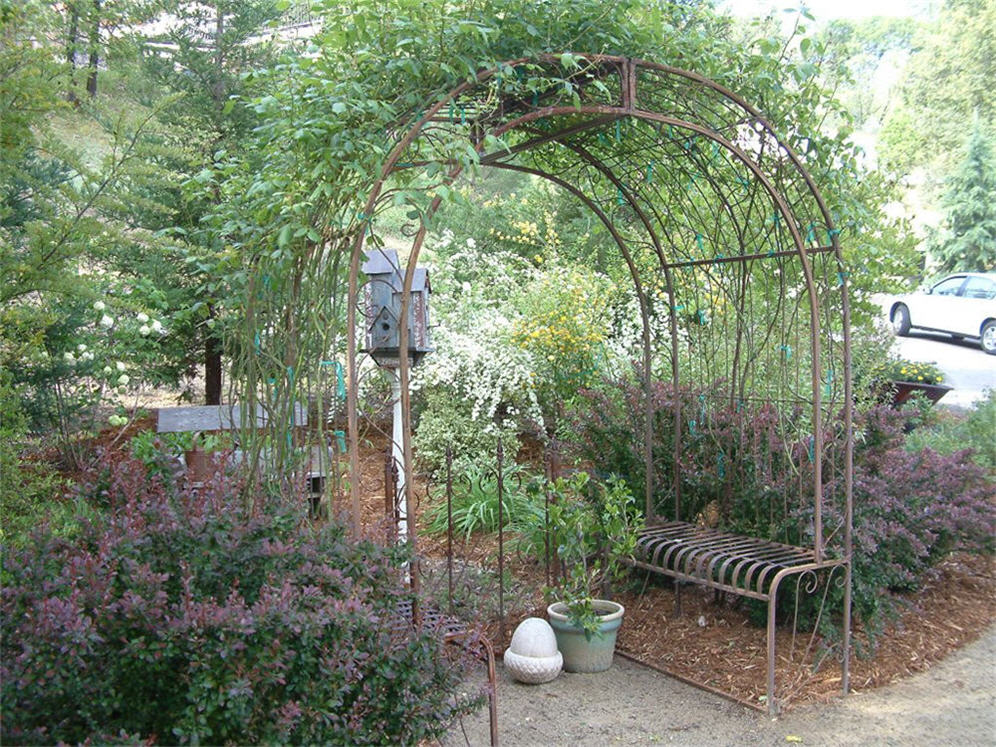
[425,461,537,540]
[513,472,643,636]
[2,451,480,745]
[413,389,519,476]
[0,376,71,546]
[904,388,996,471]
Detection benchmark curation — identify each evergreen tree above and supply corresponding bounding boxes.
[932,123,996,273]
[139,0,283,404]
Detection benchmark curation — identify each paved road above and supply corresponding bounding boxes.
[874,295,995,408]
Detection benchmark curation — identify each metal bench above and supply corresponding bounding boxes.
[626,520,847,714]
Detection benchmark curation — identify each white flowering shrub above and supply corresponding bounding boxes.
[415,234,544,434]
[1,284,177,468]
[412,391,519,477]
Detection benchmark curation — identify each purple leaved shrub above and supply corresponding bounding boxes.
[565,377,995,640]
[816,404,995,639]
[1,450,479,745]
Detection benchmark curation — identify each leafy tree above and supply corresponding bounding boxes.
[57,0,158,101]
[880,0,996,174]
[1,2,192,461]
[930,122,996,272]
[817,16,917,129]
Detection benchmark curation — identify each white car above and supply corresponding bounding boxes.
[889,272,996,355]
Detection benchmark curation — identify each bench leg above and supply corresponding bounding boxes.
[766,586,778,717]
[766,570,794,717]
[842,562,852,696]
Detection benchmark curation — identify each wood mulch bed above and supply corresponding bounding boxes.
[344,431,996,712]
[613,552,994,709]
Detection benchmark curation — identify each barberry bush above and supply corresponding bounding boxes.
[564,375,995,639]
[1,451,479,745]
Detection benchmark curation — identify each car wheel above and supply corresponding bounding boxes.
[981,320,996,355]
[891,304,911,336]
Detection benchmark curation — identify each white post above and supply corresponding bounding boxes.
[390,366,407,545]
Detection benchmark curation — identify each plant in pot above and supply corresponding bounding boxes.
[183,431,233,483]
[870,358,951,407]
[542,472,643,673]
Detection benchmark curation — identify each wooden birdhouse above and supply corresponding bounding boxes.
[361,248,432,367]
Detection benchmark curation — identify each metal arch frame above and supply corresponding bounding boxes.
[343,53,854,710]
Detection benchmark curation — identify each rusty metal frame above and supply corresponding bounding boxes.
[345,53,854,719]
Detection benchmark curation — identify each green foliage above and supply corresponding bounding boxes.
[0,0,210,460]
[904,388,996,472]
[1,291,182,469]
[510,268,616,418]
[816,16,917,130]
[414,390,520,477]
[880,0,996,174]
[0,376,70,546]
[0,2,63,181]
[424,462,535,541]
[209,0,917,476]
[516,472,643,637]
[930,122,996,272]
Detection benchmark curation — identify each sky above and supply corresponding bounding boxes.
[721,0,936,22]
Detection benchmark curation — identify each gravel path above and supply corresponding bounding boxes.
[442,625,996,746]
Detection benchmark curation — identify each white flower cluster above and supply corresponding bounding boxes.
[418,312,543,430]
[92,301,167,336]
[415,232,548,425]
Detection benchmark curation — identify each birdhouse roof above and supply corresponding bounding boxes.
[411,267,430,293]
[361,248,401,277]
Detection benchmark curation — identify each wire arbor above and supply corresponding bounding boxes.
[345,54,853,714]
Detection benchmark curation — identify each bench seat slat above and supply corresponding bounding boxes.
[633,521,840,599]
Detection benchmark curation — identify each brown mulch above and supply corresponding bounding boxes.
[613,552,995,710]
[343,432,996,712]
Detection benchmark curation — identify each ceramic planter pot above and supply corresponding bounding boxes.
[546,599,624,673]
[184,449,222,483]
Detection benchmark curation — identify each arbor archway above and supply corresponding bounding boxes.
[341,53,853,710]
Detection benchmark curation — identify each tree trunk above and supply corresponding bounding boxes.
[213,5,225,108]
[205,332,222,405]
[66,3,79,103]
[200,4,227,408]
[204,304,222,405]
[86,0,101,98]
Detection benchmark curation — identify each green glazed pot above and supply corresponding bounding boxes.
[546,599,625,673]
